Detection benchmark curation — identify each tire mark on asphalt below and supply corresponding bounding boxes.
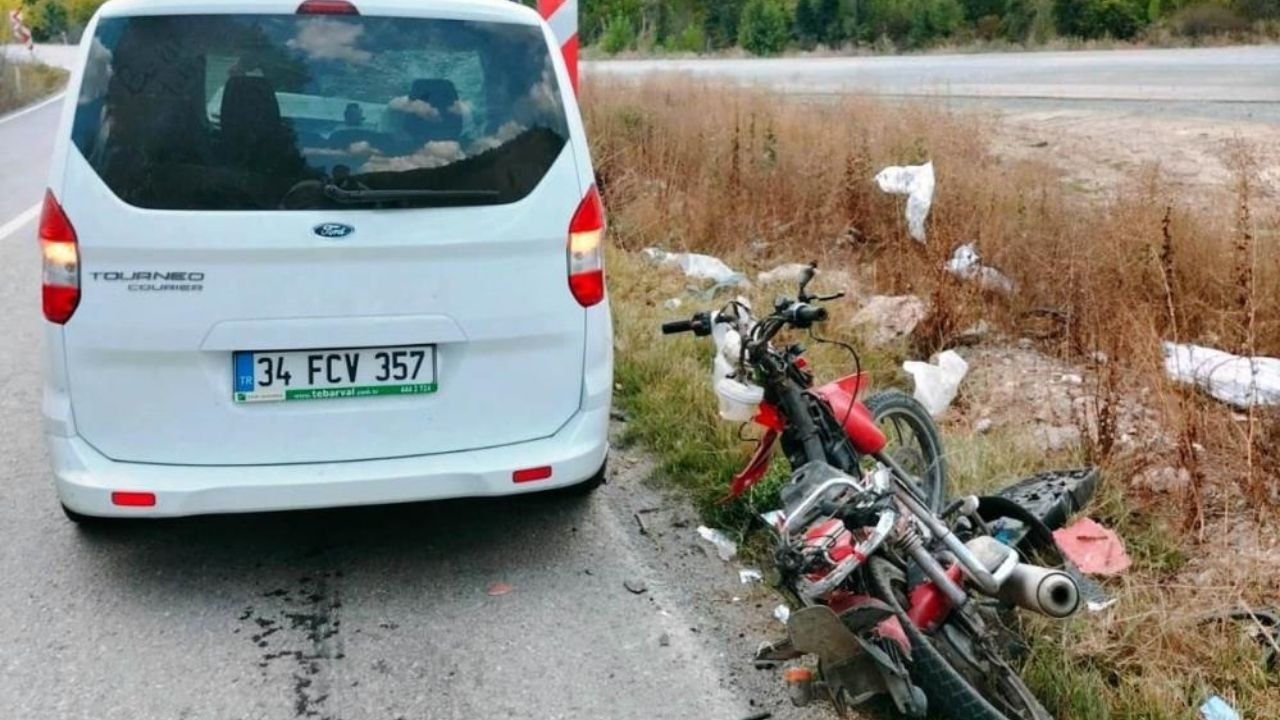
[240,570,346,719]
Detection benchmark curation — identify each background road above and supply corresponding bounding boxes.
[589,45,1280,123]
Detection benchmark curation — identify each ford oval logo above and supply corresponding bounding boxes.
[314,223,355,239]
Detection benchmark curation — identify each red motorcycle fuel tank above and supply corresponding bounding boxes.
[813,373,887,454]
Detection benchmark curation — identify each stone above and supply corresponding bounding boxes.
[851,295,928,346]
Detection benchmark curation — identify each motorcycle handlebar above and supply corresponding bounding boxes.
[793,304,828,325]
[661,320,694,335]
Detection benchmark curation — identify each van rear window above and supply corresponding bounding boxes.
[72,14,570,210]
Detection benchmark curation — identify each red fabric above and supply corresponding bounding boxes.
[1053,517,1131,575]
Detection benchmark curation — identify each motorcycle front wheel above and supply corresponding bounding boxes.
[863,390,948,512]
[867,557,1054,720]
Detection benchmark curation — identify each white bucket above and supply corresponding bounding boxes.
[716,378,764,422]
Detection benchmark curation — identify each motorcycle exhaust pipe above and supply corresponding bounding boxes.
[998,564,1080,619]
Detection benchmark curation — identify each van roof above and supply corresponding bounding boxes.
[96,0,543,26]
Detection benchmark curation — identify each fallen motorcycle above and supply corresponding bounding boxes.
[662,264,1077,720]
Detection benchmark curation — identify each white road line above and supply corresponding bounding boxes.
[0,203,41,243]
[0,91,65,126]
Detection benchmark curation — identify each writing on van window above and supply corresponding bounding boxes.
[71,14,569,211]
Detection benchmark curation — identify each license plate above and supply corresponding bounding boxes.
[233,346,437,404]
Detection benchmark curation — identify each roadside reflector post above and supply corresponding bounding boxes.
[538,0,578,92]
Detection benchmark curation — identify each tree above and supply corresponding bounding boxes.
[737,0,791,55]
[795,0,820,46]
[816,0,846,45]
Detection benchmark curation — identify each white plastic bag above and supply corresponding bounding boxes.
[875,161,935,243]
[642,247,748,286]
[696,526,738,561]
[945,243,1015,295]
[1163,342,1280,409]
[903,350,970,417]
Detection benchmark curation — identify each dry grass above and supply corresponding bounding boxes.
[0,55,68,116]
[587,78,1280,719]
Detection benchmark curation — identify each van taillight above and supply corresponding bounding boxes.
[39,190,80,325]
[567,186,606,308]
[297,0,359,14]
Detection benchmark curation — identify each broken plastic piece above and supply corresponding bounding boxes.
[875,161,935,243]
[774,604,792,624]
[903,350,970,418]
[739,568,764,584]
[1053,518,1131,576]
[1163,342,1280,409]
[1199,696,1241,720]
[697,526,738,561]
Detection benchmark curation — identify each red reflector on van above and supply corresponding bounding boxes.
[513,466,553,483]
[297,0,359,14]
[111,492,156,507]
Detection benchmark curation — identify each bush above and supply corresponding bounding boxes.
[976,13,1004,38]
[1173,3,1250,37]
[667,23,706,52]
[1055,0,1145,38]
[737,0,791,55]
[600,13,638,54]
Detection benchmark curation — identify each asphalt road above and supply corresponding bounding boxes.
[589,45,1280,123]
[0,98,763,720]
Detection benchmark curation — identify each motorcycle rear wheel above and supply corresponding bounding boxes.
[863,390,948,512]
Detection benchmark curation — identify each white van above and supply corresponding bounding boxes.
[41,0,612,521]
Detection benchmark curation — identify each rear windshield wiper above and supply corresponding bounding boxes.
[323,184,501,204]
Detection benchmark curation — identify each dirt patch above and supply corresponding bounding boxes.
[603,425,835,720]
[991,109,1280,200]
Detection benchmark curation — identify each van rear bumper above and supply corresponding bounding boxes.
[50,406,609,518]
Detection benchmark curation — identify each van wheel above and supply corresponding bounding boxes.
[560,461,607,496]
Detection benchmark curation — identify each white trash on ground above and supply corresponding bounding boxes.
[904,350,970,418]
[875,161,935,243]
[739,569,764,584]
[696,526,739,561]
[1199,696,1241,720]
[945,243,1016,295]
[642,247,749,287]
[1163,342,1280,409]
[773,604,792,624]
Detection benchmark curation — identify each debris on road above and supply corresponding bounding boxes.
[739,569,764,584]
[874,161,935,243]
[1199,695,1241,720]
[643,247,749,287]
[773,604,791,624]
[945,243,1016,295]
[487,582,514,597]
[904,350,970,417]
[851,295,928,346]
[1163,342,1280,409]
[624,578,649,595]
[658,632,671,647]
[663,297,683,310]
[697,526,739,561]
[1053,518,1131,576]
[633,512,649,535]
